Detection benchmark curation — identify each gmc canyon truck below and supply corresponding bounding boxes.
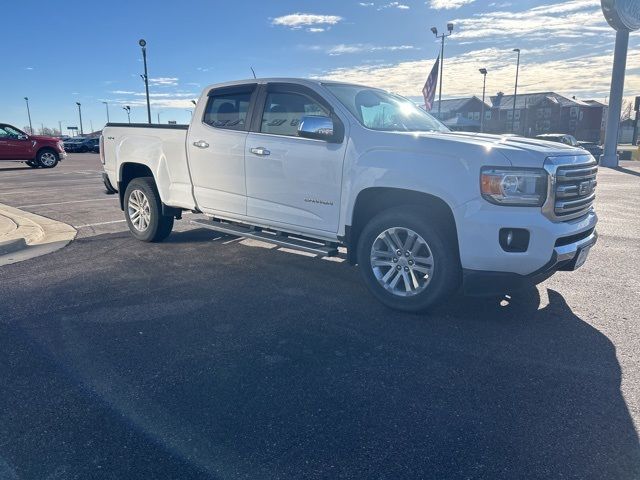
[0,123,66,168]
[101,79,598,312]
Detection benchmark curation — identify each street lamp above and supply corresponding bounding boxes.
[512,48,521,134]
[102,101,110,124]
[479,68,488,133]
[431,23,454,119]
[24,97,33,134]
[139,39,152,124]
[191,100,197,106]
[123,106,131,124]
[157,110,164,124]
[76,102,84,135]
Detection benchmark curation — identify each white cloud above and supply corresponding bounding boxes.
[379,2,410,9]
[326,44,417,55]
[452,0,607,40]
[360,1,410,9]
[149,77,179,86]
[307,27,326,33]
[428,0,475,10]
[313,45,640,100]
[272,13,343,30]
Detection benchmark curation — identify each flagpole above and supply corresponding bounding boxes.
[431,23,454,118]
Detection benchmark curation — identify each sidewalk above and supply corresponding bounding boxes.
[0,203,76,266]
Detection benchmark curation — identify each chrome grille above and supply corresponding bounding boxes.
[543,156,598,222]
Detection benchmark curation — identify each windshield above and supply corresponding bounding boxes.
[324,84,449,133]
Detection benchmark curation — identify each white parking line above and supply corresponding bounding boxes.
[17,198,115,208]
[0,185,101,195]
[75,220,127,228]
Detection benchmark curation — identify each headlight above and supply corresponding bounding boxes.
[480,167,548,206]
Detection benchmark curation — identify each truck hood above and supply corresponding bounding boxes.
[399,131,590,168]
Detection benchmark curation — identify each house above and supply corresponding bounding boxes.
[487,92,606,143]
[428,92,607,143]
[431,96,491,132]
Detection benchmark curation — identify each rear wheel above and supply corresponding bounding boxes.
[356,207,461,313]
[124,177,174,242]
[37,149,59,168]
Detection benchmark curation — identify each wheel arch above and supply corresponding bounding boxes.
[35,146,58,159]
[346,187,459,265]
[118,163,154,210]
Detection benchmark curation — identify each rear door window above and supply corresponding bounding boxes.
[203,86,256,131]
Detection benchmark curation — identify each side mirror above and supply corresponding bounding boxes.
[17,134,28,140]
[298,116,335,142]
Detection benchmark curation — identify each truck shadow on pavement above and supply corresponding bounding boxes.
[0,230,638,479]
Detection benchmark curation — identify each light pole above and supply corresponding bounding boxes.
[157,111,165,124]
[479,68,488,133]
[512,48,521,134]
[76,102,84,135]
[431,23,454,119]
[139,39,152,124]
[102,101,110,123]
[24,97,33,134]
[58,121,63,136]
[123,106,131,124]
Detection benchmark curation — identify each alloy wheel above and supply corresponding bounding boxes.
[128,189,151,232]
[370,227,435,297]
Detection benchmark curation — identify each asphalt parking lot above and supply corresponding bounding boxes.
[1,154,639,479]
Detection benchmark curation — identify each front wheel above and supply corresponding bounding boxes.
[356,208,461,313]
[124,177,174,242]
[37,149,59,168]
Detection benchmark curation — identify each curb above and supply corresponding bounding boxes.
[0,203,77,266]
[0,238,27,256]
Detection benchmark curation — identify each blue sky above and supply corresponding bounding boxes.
[2,0,638,133]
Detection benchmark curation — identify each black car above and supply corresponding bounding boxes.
[63,137,99,153]
[536,134,603,159]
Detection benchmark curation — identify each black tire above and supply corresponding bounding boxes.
[36,149,59,168]
[124,177,174,242]
[26,160,39,168]
[356,207,461,313]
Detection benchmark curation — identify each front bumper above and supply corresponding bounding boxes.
[462,229,598,296]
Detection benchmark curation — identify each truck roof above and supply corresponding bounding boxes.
[202,77,368,92]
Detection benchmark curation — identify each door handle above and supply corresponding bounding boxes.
[193,140,209,149]
[250,147,270,156]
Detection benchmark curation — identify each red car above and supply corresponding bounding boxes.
[0,123,67,168]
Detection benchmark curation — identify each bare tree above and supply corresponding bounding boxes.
[620,100,633,121]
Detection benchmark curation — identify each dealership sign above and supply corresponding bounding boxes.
[602,0,640,31]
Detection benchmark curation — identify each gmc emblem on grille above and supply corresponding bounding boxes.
[578,180,595,196]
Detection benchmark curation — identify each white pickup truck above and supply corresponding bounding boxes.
[101,78,598,312]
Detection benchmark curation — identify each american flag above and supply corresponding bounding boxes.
[422,56,440,112]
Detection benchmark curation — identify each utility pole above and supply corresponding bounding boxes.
[58,121,62,136]
[123,106,131,124]
[76,102,84,135]
[24,97,33,134]
[600,1,639,165]
[431,23,454,119]
[102,101,110,123]
[139,39,152,124]
[479,68,488,133]
[512,48,521,134]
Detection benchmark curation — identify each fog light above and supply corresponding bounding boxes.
[499,228,530,253]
